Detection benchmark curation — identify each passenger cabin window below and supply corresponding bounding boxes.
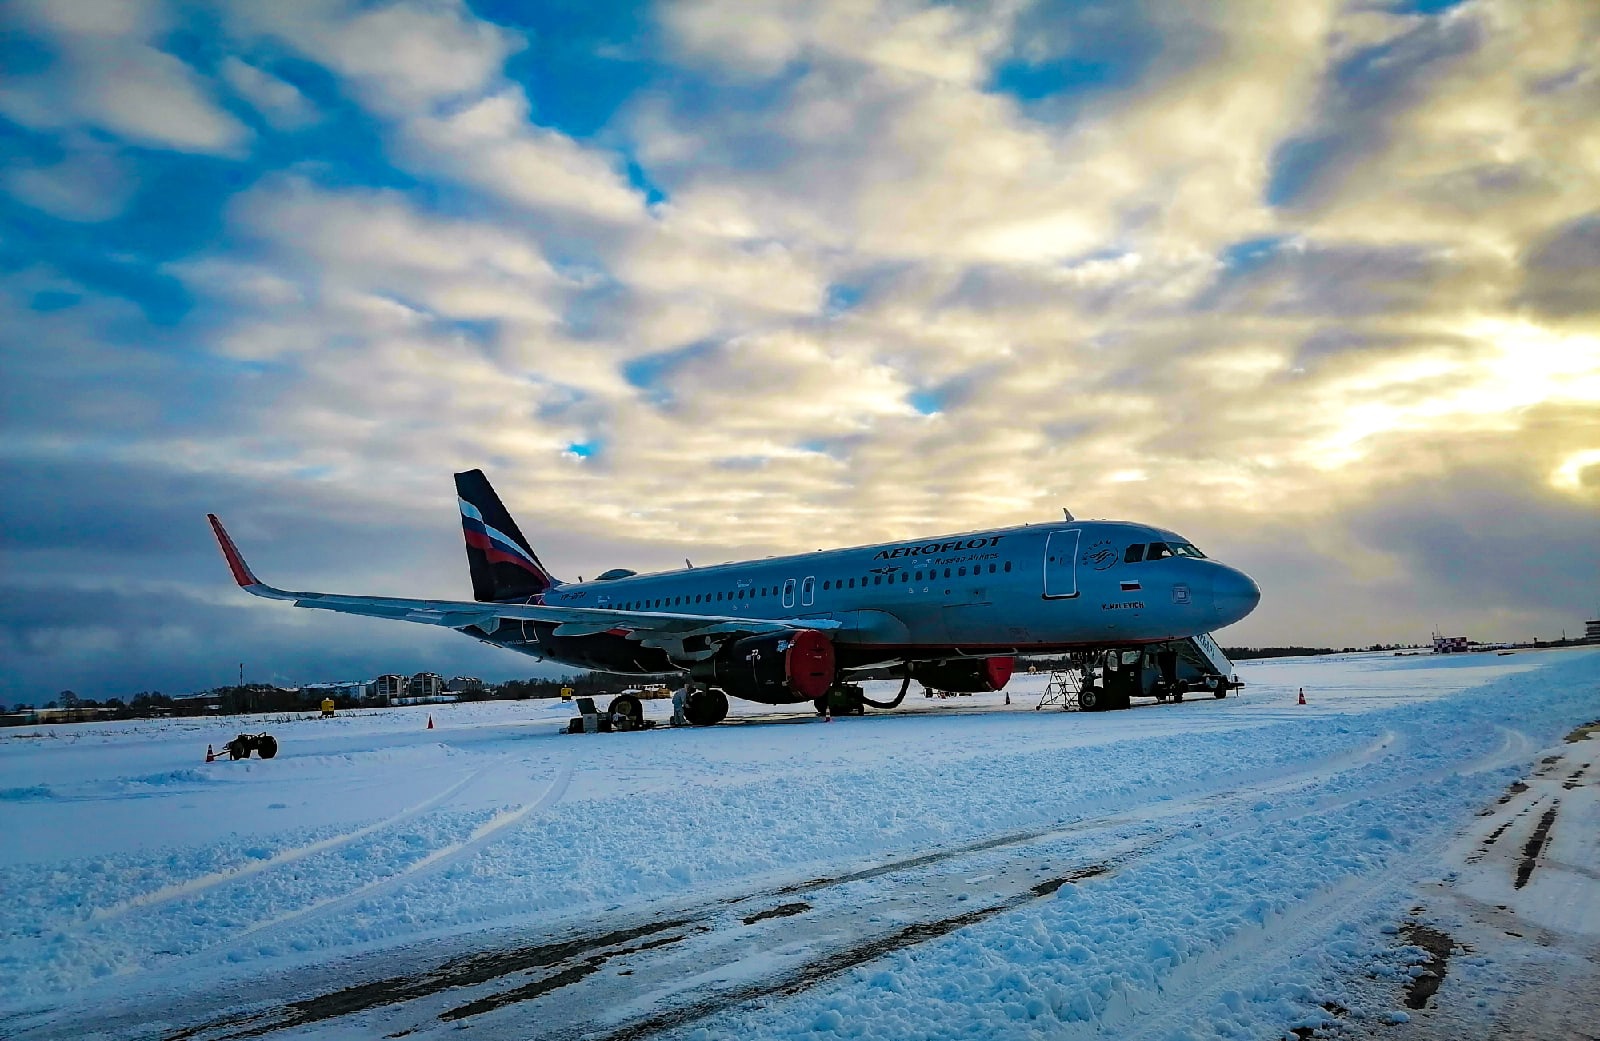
[1004,561,1012,572]
[1125,544,1145,563]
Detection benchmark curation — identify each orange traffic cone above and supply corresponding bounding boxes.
[205,744,217,763]
[1297,688,1306,705]
[427,714,434,730]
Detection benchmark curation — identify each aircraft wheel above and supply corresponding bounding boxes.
[607,693,645,728]
[685,688,729,726]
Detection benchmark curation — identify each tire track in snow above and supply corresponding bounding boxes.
[553,727,1527,1041]
[409,730,1410,1039]
[58,732,1393,1041]
[1097,828,1460,1041]
[111,751,580,998]
[12,725,1422,1041]
[215,751,579,947]
[77,768,488,928]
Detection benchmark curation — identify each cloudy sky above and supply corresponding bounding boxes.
[2,0,1597,703]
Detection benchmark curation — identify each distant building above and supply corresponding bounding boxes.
[449,676,485,693]
[1586,619,1600,642]
[409,672,444,699]
[1433,635,1470,654]
[374,674,407,702]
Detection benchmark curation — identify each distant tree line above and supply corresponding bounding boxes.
[1220,645,1416,659]
[1,674,650,721]
[0,690,179,718]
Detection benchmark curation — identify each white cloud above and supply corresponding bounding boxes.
[398,90,645,224]
[219,56,319,130]
[3,138,134,222]
[0,0,250,156]
[226,0,520,116]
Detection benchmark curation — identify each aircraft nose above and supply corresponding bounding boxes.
[1212,566,1261,626]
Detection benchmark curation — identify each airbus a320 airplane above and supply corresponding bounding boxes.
[209,470,1260,725]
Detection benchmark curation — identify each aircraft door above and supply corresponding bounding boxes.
[1043,529,1080,598]
[782,578,796,609]
[801,576,815,607]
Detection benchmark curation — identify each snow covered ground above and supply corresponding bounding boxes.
[2,647,1597,1040]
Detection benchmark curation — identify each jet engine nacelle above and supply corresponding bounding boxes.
[696,629,836,704]
[917,656,1014,693]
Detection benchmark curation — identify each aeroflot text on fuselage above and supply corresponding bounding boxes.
[873,536,1006,560]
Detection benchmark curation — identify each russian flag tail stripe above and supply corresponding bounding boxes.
[463,529,548,578]
[459,514,545,573]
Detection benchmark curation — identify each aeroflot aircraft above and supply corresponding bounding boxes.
[209,470,1260,726]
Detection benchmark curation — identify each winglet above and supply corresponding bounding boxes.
[207,514,261,588]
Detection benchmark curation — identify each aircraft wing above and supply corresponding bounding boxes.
[207,515,841,654]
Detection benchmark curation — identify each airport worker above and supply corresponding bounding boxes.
[670,686,688,726]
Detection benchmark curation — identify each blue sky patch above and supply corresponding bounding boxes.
[29,289,82,312]
[988,0,1160,116]
[622,342,715,404]
[825,283,864,315]
[1266,135,1341,208]
[477,0,654,141]
[992,57,1121,101]
[1221,236,1290,272]
[625,159,668,207]
[1392,0,1468,13]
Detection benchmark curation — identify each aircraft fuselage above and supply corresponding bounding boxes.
[473,519,1260,688]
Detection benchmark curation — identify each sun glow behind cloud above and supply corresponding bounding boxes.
[1,0,1598,699]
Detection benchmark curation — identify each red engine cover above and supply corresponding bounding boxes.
[982,655,1015,690]
[785,629,836,699]
[917,655,1015,693]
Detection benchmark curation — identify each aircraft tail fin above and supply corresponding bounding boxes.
[454,469,559,602]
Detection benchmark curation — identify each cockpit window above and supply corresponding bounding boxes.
[1146,542,1172,560]
[1171,542,1207,558]
[1124,544,1145,564]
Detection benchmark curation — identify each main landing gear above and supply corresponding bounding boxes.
[682,687,729,727]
